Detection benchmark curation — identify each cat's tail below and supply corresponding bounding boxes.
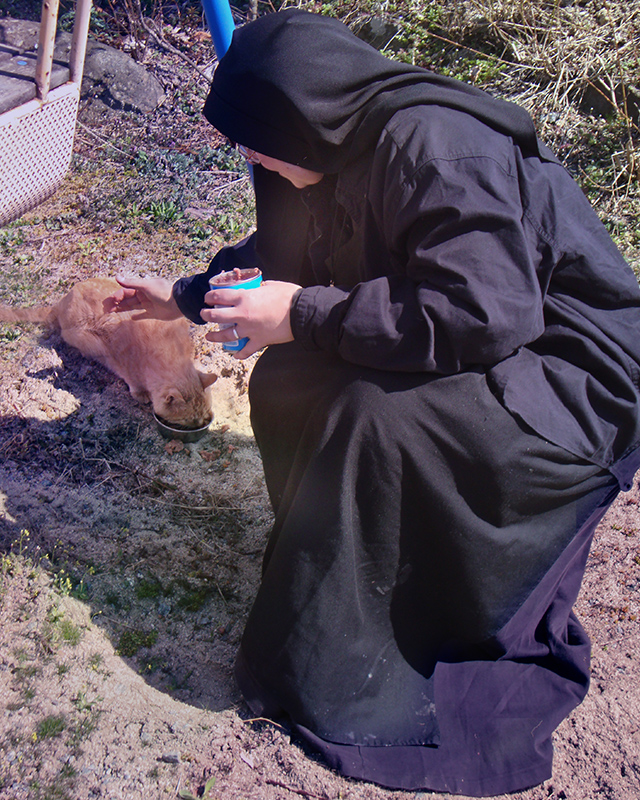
[0,305,55,326]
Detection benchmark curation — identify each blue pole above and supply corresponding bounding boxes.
[201,0,235,58]
[201,0,254,182]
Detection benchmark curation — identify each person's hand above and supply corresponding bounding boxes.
[104,276,182,321]
[200,280,301,357]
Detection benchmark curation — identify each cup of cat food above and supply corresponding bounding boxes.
[153,413,211,443]
[208,267,262,352]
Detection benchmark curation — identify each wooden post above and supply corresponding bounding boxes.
[35,0,60,102]
[69,0,93,85]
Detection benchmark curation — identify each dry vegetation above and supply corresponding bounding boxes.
[0,1,639,799]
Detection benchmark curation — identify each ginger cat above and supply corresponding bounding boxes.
[0,277,216,429]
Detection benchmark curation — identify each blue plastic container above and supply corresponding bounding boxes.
[209,267,263,351]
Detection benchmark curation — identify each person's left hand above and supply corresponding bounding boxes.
[200,280,301,357]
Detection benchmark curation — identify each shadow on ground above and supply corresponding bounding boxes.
[0,329,270,714]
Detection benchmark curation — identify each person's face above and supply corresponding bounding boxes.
[238,145,323,189]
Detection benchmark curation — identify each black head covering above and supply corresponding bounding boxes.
[204,9,549,173]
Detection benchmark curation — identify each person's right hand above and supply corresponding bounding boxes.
[104,276,182,321]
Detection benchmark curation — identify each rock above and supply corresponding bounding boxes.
[139,724,153,745]
[0,18,165,115]
[352,16,402,51]
[80,42,165,113]
[0,18,41,51]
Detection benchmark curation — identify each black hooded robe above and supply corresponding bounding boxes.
[173,10,640,796]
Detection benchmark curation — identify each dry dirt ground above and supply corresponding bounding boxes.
[2,195,640,800]
[2,275,640,800]
[1,14,640,800]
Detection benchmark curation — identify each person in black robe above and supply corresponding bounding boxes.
[109,9,640,796]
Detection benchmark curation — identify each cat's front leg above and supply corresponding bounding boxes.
[129,385,151,404]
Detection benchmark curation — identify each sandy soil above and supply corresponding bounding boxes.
[1,245,640,800]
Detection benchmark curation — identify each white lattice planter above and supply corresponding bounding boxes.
[0,0,91,226]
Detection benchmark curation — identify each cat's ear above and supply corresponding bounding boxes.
[197,370,218,389]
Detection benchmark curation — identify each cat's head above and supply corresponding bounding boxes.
[152,370,217,429]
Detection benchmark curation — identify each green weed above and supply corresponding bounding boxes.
[36,714,66,739]
[179,776,216,800]
[147,200,183,226]
[88,653,103,670]
[43,604,83,648]
[116,628,158,657]
[0,325,22,343]
[136,578,164,600]
[69,690,103,745]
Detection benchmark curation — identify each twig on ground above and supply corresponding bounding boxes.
[76,122,132,158]
[0,432,25,454]
[139,17,214,84]
[264,779,330,800]
[213,177,251,194]
[244,716,287,730]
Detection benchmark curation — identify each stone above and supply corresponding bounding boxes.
[80,42,165,113]
[0,18,165,116]
[352,15,401,51]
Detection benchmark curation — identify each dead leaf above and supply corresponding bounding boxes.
[199,450,221,462]
[164,439,185,454]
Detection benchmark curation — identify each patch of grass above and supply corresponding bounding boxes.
[441,55,505,85]
[13,663,39,681]
[136,577,164,600]
[37,714,67,739]
[43,604,83,648]
[57,617,83,645]
[29,762,77,800]
[104,589,128,610]
[69,691,103,745]
[88,653,103,670]
[13,646,31,664]
[0,252,48,304]
[116,628,158,657]
[176,583,216,612]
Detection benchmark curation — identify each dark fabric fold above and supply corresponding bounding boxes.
[234,342,619,794]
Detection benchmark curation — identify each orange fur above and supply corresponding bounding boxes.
[0,278,216,428]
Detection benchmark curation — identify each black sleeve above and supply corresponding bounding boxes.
[172,164,316,325]
[291,128,546,373]
[172,233,259,324]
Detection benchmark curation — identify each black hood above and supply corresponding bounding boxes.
[203,9,549,173]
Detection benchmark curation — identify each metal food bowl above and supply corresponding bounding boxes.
[153,413,211,443]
